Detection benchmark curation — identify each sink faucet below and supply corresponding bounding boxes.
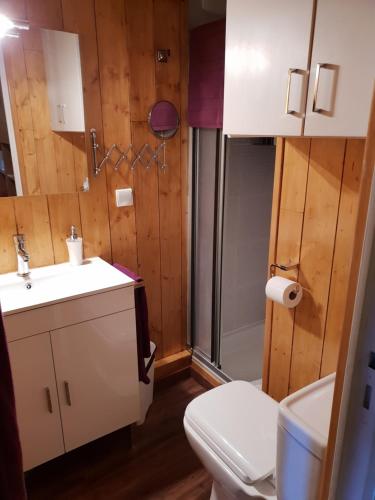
[13,234,30,278]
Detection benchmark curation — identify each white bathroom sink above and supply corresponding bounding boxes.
[0,257,134,316]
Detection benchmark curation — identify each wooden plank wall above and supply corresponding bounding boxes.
[265,138,365,401]
[0,0,188,360]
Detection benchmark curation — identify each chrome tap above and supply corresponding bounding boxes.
[13,234,30,277]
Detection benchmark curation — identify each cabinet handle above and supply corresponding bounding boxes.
[64,381,72,406]
[285,68,299,114]
[45,387,53,413]
[312,63,328,113]
[57,104,66,124]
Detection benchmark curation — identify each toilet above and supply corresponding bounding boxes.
[184,374,335,500]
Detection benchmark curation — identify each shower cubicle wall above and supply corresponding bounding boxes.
[192,130,275,382]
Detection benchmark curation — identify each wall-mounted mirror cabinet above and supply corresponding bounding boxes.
[0,27,88,197]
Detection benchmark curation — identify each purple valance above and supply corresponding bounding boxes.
[188,19,225,129]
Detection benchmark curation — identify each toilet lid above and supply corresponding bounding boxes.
[185,381,278,485]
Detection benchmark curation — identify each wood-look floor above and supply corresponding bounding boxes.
[25,375,212,500]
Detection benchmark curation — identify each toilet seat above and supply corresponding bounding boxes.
[184,381,279,485]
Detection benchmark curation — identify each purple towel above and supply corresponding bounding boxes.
[0,305,26,500]
[113,264,155,384]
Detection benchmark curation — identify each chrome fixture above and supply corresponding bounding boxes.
[156,49,170,63]
[90,128,167,177]
[13,234,30,278]
[270,262,299,276]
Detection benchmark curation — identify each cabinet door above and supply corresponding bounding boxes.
[304,0,375,136]
[51,310,140,451]
[41,29,85,132]
[223,0,315,136]
[8,333,65,471]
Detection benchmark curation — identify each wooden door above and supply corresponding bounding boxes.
[304,0,375,137]
[8,333,65,470]
[51,310,139,451]
[223,0,314,136]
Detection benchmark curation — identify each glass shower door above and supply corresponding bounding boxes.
[192,128,219,359]
[219,138,275,382]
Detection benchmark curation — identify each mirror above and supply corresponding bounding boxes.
[0,27,88,197]
[148,100,179,139]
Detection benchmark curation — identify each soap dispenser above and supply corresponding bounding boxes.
[66,225,83,266]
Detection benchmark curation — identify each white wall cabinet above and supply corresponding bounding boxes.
[8,333,65,471]
[5,286,139,471]
[41,29,85,132]
[223,0,315,136]
[223,0,375,137]
[304,0,375,137]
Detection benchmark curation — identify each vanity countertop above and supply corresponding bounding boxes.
[0,257,134,316]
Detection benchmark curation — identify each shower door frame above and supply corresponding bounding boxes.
[190,127,230,379]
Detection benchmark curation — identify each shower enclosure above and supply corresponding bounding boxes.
[191,129,275,383]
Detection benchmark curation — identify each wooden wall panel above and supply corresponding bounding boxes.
[289,139,346,393]
[125,0,156,122]
[320,139,364,376]
[0,0,188,361]
[0,198,17,274]
[179,0,189,347]
[48,193,81,264]
[268,138,310,401]
[154,0,183,356]
[266,137,365,401]
[3,38,40,195]
[95,0,137,271]
[132,122,163,357]
[13,196,54,268]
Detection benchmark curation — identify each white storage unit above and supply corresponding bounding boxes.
[304,0,375,137]
[223,0,375,137]
[7,333,65,471]
[41,29,85,132]
[4,265,140,471]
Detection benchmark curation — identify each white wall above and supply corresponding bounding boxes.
[221,139,275,336]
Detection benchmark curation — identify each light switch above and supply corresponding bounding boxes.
[115,188,133,207]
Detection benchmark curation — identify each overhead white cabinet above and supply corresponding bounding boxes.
[223,0,315,136]
[52,311,139,451]
[41,29,85,132]
[8,333,65,471]
[224,0,375,137]
[304,0,375,137]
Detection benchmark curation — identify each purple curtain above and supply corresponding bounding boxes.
[188,19,226,129]
[0,306,26,500]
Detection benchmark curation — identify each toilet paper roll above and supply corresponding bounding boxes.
[265,276,303,308]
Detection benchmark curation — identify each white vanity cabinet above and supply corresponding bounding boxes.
[41,29,85,132]
[7,333,65,471]
[223,0,375,137]
[51,310,139,452]
[2,259,140,471]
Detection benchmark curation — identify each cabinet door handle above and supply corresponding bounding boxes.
[285,68,304,116]
[285,68,299,114]
[312,63,328,113]
[64,381,72,406]
[57,104,66,124]
[45,387,53,413]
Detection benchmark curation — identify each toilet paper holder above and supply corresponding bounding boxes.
[270,262,299,277]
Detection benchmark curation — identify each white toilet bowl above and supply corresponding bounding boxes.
[184,374,335,500]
